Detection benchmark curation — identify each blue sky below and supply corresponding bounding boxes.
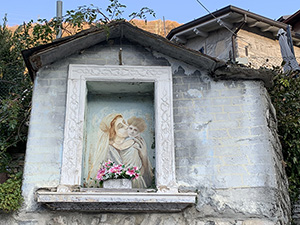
[1,0,299,26]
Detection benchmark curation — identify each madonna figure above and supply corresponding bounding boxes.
[87,113,153,188]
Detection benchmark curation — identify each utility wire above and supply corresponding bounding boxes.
[195,0,216,18]
[195,0,236,36]
[195,0,252,46]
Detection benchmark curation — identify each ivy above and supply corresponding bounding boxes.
[268,67,300,203]
[0,172,23,212]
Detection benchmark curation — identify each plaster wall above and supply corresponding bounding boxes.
[184,28,232,61]
[1,39,289,224]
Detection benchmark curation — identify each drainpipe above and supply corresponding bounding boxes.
[231,35,237,63]
[286,25,295,56]
[231,14,247,63]
[56,0,63,39]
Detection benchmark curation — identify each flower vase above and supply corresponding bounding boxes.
[103,179,132,189]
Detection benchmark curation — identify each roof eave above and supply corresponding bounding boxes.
[167,5,292,40]
[283,9,300,24]
[22,21,222,80]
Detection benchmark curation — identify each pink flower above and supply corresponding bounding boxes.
[96,168,106,180]
[115,165,122,174]
[109,167,117,174]
[133,173,139,180]
[95,161,140,183]
[105,160,113,168]
[126,168,136,176]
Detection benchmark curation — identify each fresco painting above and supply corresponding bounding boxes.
[82,89,155,189]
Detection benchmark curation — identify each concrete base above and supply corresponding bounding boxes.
[36,191,197,212]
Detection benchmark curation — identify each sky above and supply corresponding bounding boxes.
[1,0,299,26]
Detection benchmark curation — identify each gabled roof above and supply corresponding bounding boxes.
[166,5,300,46]
[22,21,224,80]
[281,9,300,27]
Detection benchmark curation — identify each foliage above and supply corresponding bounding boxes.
[0,17,24,93]
[0,15,29,213]
[268,67,300,203]
[0,151,11,173]
[0,92,31,151]
[0,16,32,153]
[0,172,23,212]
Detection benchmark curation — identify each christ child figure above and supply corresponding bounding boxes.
[127,116,153,185]
[127,116,147,142]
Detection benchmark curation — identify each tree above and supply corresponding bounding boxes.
[0,16,31,154]
[0,17,24,98]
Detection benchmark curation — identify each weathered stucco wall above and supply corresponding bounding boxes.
[184,28,232,61]
[0,39,290,224]
[173,68,289,223]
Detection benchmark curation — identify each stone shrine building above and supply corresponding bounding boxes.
[1,21,290,224]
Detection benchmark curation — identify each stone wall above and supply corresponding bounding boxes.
[0,210,287,225]
[183,25,300,69]
[293,200,300,224]
[237,28,300,69]
[0,39,290,224]
[8,19,181,38]
[132,19,181,37]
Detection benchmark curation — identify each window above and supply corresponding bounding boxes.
[199,47,205,54]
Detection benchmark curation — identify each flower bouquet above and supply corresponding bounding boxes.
[96,160,140,188]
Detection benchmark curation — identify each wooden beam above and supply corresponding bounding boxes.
[193,28,208,37]
[217,19,233,29]
[272,31,279,37]
[172,35,187,44]
[261,26,273,32]
[248,20,259,27]
[234,15,246,23]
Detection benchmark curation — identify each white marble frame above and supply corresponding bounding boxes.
[59,64,178,193]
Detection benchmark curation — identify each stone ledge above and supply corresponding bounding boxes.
[213,64,274,88]
[36,191,197,212]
